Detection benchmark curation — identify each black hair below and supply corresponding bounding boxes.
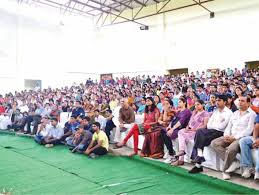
[234,87,243,99]
[92,122,101,128]
[164,97,174,107]
[51,117,58,122]
[154,95,161,103]
[217,94,228,102]
[83,116,91,121]
[179,97,188,108]
[76,100,82,105]
[196,99,205,105]
[145,97,156,113]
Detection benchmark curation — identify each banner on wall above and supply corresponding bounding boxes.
[24,79,42,91]
[100,74,113,85]
[100,74,113,80]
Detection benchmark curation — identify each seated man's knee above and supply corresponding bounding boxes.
[211,139,219,148]
[239,137,251,145]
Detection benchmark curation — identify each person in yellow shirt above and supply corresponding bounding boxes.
[85,122,109,158]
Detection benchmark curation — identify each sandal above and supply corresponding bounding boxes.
[128,152,138,157]
[113,142,125,149]
[171,160,184,166]
[175,151,186,158]
[140,153,148,157]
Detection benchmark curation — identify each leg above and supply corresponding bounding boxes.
[256,149,259,173]
[192,129,223,161]
[114,126,121,143]
[223,139,240,172]
[239,136,254,169]
[161,129,175,156]
[211,136,229,161]
[91,146,108,156]
[178,130,195,162]
[122,124,138,144]
[25,116,33,133]
[132,125,139,154]
[34,135,44,144]
[141,134,151,156]
[45,138,60,145]
[66,137,75,147]
[105,120,116,140]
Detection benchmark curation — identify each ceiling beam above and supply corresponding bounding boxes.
[192,0,213,13]
[72,0,146,25]
[87,0,121,12]
[110,0,133,9]
[133,0,146,6]
[30,0,95,16]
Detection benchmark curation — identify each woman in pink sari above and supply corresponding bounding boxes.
[172,99,210,166]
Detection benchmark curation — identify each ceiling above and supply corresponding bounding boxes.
[16,0,214,26]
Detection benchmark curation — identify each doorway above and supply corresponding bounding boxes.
[167,68,188,76]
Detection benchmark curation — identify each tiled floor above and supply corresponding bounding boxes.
[109,145,259,191]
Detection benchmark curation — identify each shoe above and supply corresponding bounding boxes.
[69,147,75,151]
[163,151,169,159]
[242,167,253,178]
[164,155,176,164]
[222,172,231,180]
[113,142,124,149]
[189,166,203,174]
[175,151,186,158]
[89,153,99,159]
[225,161,240,173]
[45,144,54,148]
[254,172,259,180]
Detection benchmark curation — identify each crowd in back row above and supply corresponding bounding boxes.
[0,68,258,180]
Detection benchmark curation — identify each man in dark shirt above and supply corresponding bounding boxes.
[72,101,85,117]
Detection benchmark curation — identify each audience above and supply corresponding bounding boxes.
[0,68,258,180]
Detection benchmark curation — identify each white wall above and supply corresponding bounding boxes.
[0,0,94,94]
[95,0,259,73]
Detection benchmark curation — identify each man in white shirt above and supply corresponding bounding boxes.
[94,109,106,130]
[43,117,64,148]
[189,95,233,174]
[34,116,50,144]
[211,96,257,180]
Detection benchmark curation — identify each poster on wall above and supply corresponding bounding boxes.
[24,79,42,91]
[100,74,113,85]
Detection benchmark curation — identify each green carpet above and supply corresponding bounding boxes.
[0,132,258,195]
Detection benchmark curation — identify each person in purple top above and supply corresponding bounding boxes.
[161,97,192,164]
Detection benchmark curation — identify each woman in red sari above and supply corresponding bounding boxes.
[141,98,174,158]
[116,97,160,156]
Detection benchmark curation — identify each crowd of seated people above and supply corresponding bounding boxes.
[0,68,258,180]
